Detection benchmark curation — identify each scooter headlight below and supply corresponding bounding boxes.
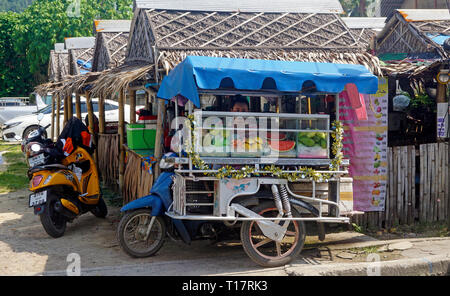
[31,144,41,152]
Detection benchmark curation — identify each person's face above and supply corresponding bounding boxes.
[231,102,249,112]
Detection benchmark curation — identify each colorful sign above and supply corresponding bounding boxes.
[339,78,388,212]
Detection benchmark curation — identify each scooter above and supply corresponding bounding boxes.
[117,153,238,258]
[26,117,107,238]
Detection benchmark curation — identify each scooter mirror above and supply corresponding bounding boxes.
[37,113,44,122]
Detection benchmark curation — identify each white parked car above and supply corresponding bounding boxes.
[2,98,142,141]
[0,94,48,125]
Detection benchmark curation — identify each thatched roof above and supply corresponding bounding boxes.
[65,37,96,75]
[92,20,132,72]
[376,9,449,58]
[35,62,154,100]
[126,6,382,75]
[48,47,70,83]
[133,0,344,14]
[376,9,449,76]
[342,17,386,49]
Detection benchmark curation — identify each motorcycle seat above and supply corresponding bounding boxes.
[28,164,69,174]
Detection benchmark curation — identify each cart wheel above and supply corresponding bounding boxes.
[240,201,306,267]
[117,209,166,258]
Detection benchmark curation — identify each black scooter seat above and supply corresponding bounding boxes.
[28,164,69,174]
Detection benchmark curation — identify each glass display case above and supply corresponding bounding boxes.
[195,111,330,160]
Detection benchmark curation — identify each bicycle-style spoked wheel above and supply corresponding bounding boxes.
[117,209,166,258]
[240,201,306,267]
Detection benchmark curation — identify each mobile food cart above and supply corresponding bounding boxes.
[117,56,379,267]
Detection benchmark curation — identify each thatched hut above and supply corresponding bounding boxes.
[65,37,96,75]
[342,17,386,49]
[375,9,449,146]
[126,0,382,78]
[48,43,70,83]
[92,20,132,72]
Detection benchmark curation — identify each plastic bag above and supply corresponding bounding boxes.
[393,95,410,111]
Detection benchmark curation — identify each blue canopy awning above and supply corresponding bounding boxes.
[157,56,379,107]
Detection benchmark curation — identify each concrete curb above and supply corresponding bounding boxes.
[285,254,450,276]
[310,237,450,251]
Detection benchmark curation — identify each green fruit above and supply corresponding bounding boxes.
[317,132,326,140]
[306,132,316,138]
[300,137,315,147]
[313,135,321,143]
[297,132,307,138]
[320,139,327,149]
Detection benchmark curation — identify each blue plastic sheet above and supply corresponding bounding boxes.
[157,56,379,107]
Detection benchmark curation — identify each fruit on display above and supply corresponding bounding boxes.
[264,132,287,141]
[269,140,296,152]
[297,131,327,149]
[232,137,264,152]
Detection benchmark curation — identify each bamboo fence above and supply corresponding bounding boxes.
[122,148,154,205]
[98,133,120,189]
[352,143,449,229]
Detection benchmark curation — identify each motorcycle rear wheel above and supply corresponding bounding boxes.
[40,195,67,238]
[240,201,306,267]
[117,209,166,258]
[90,197,108,218]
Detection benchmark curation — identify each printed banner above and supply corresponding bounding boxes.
[339,78,388,212]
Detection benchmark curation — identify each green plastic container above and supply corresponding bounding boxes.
[126,123,156,150]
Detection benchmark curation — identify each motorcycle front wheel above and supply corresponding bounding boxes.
[240,201,306,267]
[117,209,166,258]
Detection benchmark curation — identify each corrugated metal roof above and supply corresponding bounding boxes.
[94,20,132,33]
[398,9,450,22]
[133,0,343,13]
[65,37,96,50]
[342,17,386,30]
[54,43,67,53]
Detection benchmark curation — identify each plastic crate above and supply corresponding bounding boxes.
[126,123,156,150]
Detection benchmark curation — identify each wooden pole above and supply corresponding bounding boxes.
[119,89,125,190]
[154,98,165,178]
[86,91,98,165]
[130,89,136,124]
[98,94,105,134]
[63,95,68,127]
[51,94,55,141]
[75,93,82,119]
[56,94,61,137]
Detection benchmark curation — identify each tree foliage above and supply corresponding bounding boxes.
[0,0,133,97]
[0,12,33,96]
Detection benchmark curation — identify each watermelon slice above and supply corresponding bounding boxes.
[269,140,296,152]
[264,132,286,141]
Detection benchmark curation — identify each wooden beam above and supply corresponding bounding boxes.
[67,94,73,120]
[51,95,55,141]
[56,94,61,137]
[154,98,165,178]
[98,94,105,134]
[129,89,137,124]
[75,93,82,119]
[119,89,125,190]
[86,91,98,166]
[63,95,68,127]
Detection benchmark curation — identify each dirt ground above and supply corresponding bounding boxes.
[0,143,409,275]
[0,187,264,275]
[0,186,409,275]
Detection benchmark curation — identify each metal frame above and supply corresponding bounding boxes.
[165,88,347,224]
